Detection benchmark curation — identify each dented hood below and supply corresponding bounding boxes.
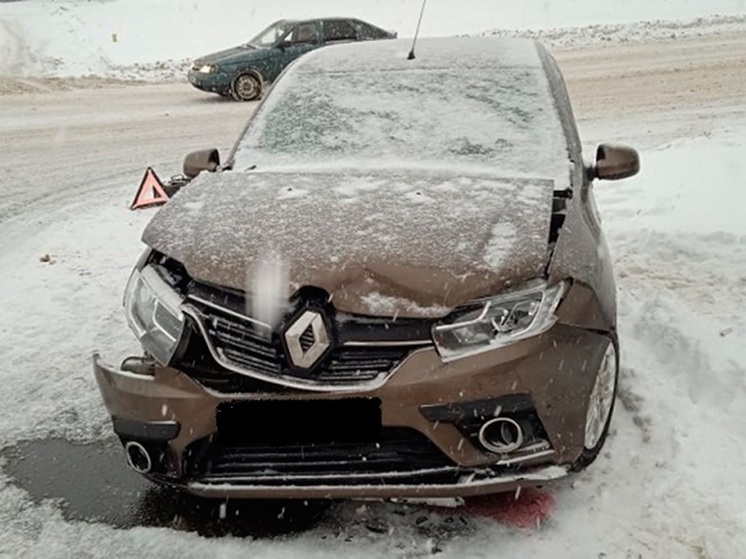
[143,169,553,318]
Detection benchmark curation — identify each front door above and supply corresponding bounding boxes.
[267,21,321,82]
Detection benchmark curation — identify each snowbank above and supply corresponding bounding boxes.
[1,0,746,78]
[485,13,746,49]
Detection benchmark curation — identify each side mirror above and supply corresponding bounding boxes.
[183,148,220,179]
[592,143,640,181]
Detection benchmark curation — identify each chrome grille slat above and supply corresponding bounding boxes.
[318,371,381,382]
[329,360,392,370]
[221,348,282,375]
[217,333,277,360]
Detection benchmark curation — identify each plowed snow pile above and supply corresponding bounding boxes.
[2,0,746,78]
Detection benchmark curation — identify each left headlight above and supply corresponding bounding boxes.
[198,64,216,74]
[432,281,567,361]
[124,265,185,365]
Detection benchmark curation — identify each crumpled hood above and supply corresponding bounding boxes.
[143,169,554,318]
[193,45,264,66]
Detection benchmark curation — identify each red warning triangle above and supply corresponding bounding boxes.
[130,167,170,210]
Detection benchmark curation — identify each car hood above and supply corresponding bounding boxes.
[143,169,554,318]
[193,45,264,66]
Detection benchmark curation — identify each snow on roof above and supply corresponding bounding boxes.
[296,36,546,72]
[232,37,571,188]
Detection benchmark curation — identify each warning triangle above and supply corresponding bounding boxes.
[130,167,170,210]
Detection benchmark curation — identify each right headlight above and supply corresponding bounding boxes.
[124,265,185,365]
[432,281,567,361]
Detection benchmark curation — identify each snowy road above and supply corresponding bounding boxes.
[1,33,745,558]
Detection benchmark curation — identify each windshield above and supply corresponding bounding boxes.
[232,45,570,185]
[246,20,294,48]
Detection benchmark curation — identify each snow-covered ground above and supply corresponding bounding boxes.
[1,1,746,558]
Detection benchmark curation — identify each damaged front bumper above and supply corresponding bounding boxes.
[93,321,610,499]
[187,69,230,95]
[183,465,569,500]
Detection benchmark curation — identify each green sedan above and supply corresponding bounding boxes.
[187,18,396,101]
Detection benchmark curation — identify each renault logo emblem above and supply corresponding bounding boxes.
[284,310,330,369]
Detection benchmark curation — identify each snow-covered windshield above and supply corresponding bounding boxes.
[247,20,294,48]
[233,38,570,184]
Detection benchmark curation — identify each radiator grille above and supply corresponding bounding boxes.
[189,300,415,389]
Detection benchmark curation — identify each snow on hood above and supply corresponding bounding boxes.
[143,168,554,318]
[193,45,261,67]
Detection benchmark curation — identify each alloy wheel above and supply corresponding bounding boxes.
[584,343,617,449]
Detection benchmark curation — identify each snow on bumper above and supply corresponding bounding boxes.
[182,465,570,500]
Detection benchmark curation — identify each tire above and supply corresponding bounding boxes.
[231,72,262,102]
[571,339,619,472]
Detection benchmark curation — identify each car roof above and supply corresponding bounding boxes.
[278,17,368,25]
[295,35,546,73]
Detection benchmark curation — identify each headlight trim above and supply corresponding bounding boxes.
[124,265,186,365]
[432,281,567,362]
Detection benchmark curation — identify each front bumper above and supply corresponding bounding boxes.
[93,323,610,499]
[184,465,568,500]
[187,69,230,95]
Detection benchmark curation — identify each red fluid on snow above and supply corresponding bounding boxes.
[463,489,556,529]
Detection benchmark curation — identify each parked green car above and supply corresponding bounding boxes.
[188,18,396,101]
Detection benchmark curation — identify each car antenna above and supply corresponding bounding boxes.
[407,0,428,60]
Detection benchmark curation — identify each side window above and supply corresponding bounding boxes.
[354,21,386,40]
[323,20,358,43]
[287,22,319,45]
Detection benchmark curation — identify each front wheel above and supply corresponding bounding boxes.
[571,340,619,471]
[231,72,262,102]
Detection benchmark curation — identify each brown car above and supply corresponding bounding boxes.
[93,37,639,499]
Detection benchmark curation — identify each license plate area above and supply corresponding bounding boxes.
[216,398,383,445]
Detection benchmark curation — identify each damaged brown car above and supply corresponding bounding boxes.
[93,37,639,499]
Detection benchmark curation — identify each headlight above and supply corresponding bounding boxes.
[124,265,185,365]
[432,281,566,361]
[198,64,216,74]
